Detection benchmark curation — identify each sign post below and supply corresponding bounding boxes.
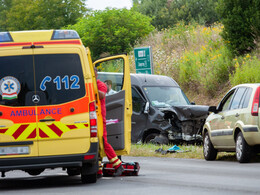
[134,46,153,74]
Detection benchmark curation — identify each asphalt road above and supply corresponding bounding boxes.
[1,156,260,195]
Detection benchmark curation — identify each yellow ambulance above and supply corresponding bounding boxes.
[0,30,132,183]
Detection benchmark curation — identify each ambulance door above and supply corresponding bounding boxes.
[0,49,39,158]
[32,48,90,156]
[94,54,132,157]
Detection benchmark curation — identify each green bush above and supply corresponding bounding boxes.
[131,22,260,99]
[179,42,233,95]
[230,55,260,85]
[173,24,233,95]
[217,0,260,56]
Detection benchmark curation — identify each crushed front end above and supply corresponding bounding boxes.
[151,105,210,145]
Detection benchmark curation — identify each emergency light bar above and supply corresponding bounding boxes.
[51,30,80,40]
[0,32,13,42]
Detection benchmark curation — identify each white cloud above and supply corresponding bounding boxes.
[86,0,132,10]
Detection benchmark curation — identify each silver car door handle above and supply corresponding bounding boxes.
[235,113,240,117]
[221,116,225,120]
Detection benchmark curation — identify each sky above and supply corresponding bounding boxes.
[86,0,133,10]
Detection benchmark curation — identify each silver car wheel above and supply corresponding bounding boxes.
[204,135,209,157]
[235,132,252,163]
[236,135,243,160]
[203,132,217,160]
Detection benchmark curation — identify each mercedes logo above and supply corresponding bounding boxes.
[32,95,40,104]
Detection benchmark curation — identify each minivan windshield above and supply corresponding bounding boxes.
[143,86,190,107]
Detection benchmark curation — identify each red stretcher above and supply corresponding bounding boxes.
[102,162,140,177]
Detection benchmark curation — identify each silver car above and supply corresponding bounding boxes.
[203,83,260,163]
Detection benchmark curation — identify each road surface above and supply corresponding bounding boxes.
[1,156,260,194]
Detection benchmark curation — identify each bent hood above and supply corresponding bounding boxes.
[160,105,210,121]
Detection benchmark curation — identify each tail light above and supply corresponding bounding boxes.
[89,101,97,137]
[251,87,260,116]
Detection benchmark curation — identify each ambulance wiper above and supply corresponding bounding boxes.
[39,118,55,122]
[22,45,44,49]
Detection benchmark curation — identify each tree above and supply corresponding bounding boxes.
[179,0,220,26]
[0,0,86,31]
[66,8,154,60]
[217,0,260,56]
[132,0,170,30]
[133,0,219,30]
[0,0,13,31]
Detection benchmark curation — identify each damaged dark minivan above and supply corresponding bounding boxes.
[97,72,209,145]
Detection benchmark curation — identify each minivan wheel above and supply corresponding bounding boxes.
[203,132,217,161]
[236,132,251,163]
[144,133,159,143]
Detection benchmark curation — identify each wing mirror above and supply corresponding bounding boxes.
[208,106,218,113]
[144,102,150,114]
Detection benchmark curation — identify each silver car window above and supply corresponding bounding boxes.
[222,94,233,111]
[241,88,253,108]
[230,87,247,110]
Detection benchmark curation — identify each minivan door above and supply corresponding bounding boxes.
[131,86,148,143]
[94,55,132,157]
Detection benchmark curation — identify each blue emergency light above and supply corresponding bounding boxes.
[51,30,80,40]
[0,32,13,42]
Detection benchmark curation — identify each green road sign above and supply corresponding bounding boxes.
[134,47,153,74]
[134,68,152,74]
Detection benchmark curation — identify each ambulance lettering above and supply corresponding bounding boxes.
[40,75,80,91]
[10,110,36,117]
[39,108,62,115]
[10,108,62,117]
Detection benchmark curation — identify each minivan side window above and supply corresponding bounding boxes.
[132,87,144,113]
[230,87,246,110]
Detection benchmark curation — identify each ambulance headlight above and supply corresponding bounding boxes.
[52,30,80,40]
[0,32,13,42]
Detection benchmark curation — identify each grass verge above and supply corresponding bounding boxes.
[128,143,238,161]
